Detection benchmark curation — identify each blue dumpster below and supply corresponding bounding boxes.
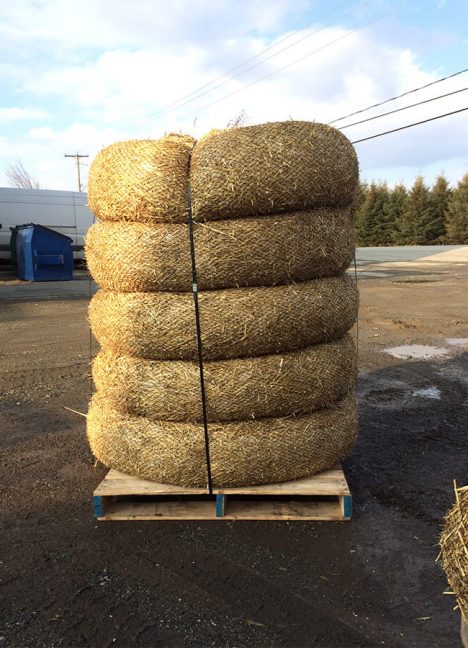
[16,224,73,281]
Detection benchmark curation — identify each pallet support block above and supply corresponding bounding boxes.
[341,494,353,518]
[92,465,353,521]
[215,494,226,517]
[93,495,104,518]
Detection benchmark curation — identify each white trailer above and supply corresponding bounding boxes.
[0,187,95,260]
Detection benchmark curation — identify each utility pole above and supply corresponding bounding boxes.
[64,153,89,192]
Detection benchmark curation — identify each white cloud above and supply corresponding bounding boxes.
[0,0,309,49]
[0,1,466,190]
[0,107,50,122]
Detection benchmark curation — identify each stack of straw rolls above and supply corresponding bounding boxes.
[86,121,360,487]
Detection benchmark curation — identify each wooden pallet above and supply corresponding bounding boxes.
[93,465,352,521]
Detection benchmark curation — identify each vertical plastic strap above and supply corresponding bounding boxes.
[186,157,214,495]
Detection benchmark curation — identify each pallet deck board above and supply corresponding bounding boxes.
[93,465,352,521]
[215,468,349,495]
[103,500,217,520]
[94,470,208,496]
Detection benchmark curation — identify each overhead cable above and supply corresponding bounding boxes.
[339,86,468,129]
[173,2,403,125]
[330,67,468,124]
[351,106,468,143]
[125,0,364,129]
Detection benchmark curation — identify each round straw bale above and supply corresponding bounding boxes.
[88,134,195,224]
[93,334,357,422]
[87,393,358,487]
[439,486,468,620]
[85,207,354,292]
[89,275,358,361]
[191,121,359,220]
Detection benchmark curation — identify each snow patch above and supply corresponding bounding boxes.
[411,387,441,400]
[445,338,468,347]
[384,345,449,359]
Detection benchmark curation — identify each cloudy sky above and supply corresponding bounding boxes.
[0,0,467,191]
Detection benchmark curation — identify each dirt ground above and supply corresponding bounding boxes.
[1,253,467,648]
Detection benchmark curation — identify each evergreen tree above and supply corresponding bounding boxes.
[398,176,433,244]
[356,182,390,245]
[445,174,468,243]
[353,173,466,246]
[352,181,368,219]
[353,181,369,245]
[376,181,394,245]
[429,174,451,243]
[387,183,408,244]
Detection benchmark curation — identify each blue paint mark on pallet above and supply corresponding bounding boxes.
[93,495,103,518]
[342,495,353,518]
[215,494,225,517]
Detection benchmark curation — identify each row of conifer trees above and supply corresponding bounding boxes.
[354,173,468,246]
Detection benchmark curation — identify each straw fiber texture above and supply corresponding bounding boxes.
[439,486,468,619]
[191,121,358,220]
[89,275,358,361]
[87,393,358,487]
[93,334,356,423]
[87,134,195,224]
[85,207,354,292]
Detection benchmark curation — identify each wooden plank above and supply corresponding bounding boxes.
[94,469,208,496]
[224,499,344,521]
[213,466,350,496]
[98,499,217,521]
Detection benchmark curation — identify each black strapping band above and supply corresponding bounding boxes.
[352,249,359,381]
[88,213,96,397]
[186,156,214,494]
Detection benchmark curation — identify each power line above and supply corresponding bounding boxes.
[351,106,468,143]
[330,67,468,124]
[172,2,403,126]
[339,86,468,129]
[126,0,367,130]
[127,0,355,128]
